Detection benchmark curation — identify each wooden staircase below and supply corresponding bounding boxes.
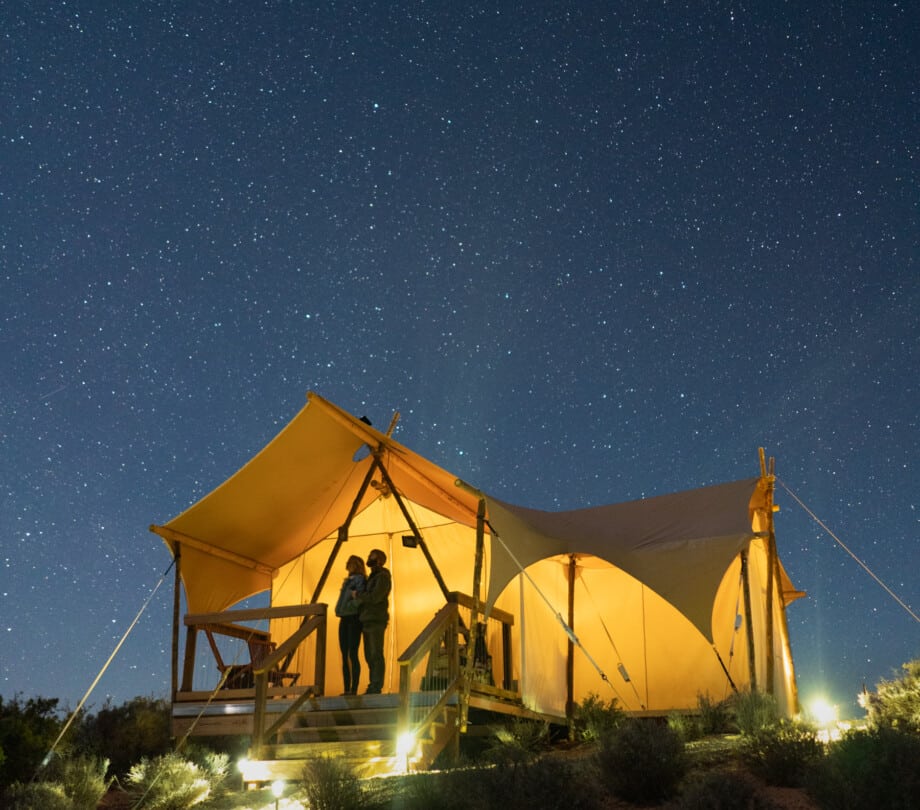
[242,692,460,782]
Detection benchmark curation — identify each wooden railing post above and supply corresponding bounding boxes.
[252,671,268,758]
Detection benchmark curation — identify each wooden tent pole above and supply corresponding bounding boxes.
[460,497,487,733]
[374,455,451,601]
[566,554,576,741]
[739,548,758,693]
[171,542,181,702]
[310,456,380,603]
[760,448,776,697]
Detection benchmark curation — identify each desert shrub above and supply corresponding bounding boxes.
[668,710,704,742]
[416,758,600,810]
[74,696,171,778]
[1,780,74,810]
[807,725,920,810]
[182,747,229,795]
[484,717,550,766]
[0,695,64,789]
[125,752,212,809]
[301,756,364,810]
[741,719,824,787]
[859,658,920,731]
[44,753,113,809]
[730,689,778,735]
[697,691,734,734]
[596,718,686,804]
[676,769,770,810]
[573,692,624,742]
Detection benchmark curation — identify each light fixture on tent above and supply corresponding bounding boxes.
[402,534,418,548]
[371,478,392,497]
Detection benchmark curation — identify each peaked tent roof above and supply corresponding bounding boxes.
[151,393,483,613]
[152,392,802,642]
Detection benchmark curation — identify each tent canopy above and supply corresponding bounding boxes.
[152,392,801,713]
[152,393,482,613]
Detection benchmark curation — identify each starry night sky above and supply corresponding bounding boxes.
[2,2,917,717]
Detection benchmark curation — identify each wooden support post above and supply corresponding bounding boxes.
[760,448,777,697]
[252,673,268,759]
[310,457,380,603]
[566,554,576,742]
[375,455,451,600]
[171,543,181,702]
[460,498,486,733]
[740,549,758,693]
[180,625,197,692]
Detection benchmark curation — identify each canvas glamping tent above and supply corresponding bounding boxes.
[152,391,802,733]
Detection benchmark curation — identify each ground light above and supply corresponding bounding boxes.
[271,779,285,810]
[396,730,417,773]
[805,695,847,742]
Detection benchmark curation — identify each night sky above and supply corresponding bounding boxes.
[2,2,917,718]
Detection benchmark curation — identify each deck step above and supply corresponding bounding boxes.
[282,723,397,743]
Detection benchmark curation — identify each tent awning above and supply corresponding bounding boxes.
[484,477,769,641]
[151,392,482,613]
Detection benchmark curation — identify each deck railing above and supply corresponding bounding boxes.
[181,605,327,756]
[397,592,515,766]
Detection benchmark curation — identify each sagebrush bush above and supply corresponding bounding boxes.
[411,758,600,810]
[668,710,704,742]
[1,780,74,810]
[731,689,778,735]
[676,769,764,810]
[484,717,550,766]
[125,752,212,809]
[697,691,734,734]
[573,692,624,742]
[301,756,364,810]
[596,718,686,804]
[741,719,824,787]
[45,753,112,809]
[807,725,920,810]
[859,658,920,731]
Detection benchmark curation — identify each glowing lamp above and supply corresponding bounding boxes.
[808,697,837,727]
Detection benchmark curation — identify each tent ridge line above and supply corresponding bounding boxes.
[310,392,478,523]
[150,525,275,576]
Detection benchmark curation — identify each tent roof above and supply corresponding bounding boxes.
[151,392,481,613]
[152,392,798,638]
[484,479,768,641]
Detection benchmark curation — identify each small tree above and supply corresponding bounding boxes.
[0,695,64,789]
[808,726,920,809]
[858,658,920,731]
[74,696,172,778]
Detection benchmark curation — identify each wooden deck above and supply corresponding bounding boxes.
[174,687,564,782]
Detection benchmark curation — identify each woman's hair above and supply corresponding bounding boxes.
[346,554,366,577]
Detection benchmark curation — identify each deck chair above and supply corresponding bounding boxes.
[247,637,300,687]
